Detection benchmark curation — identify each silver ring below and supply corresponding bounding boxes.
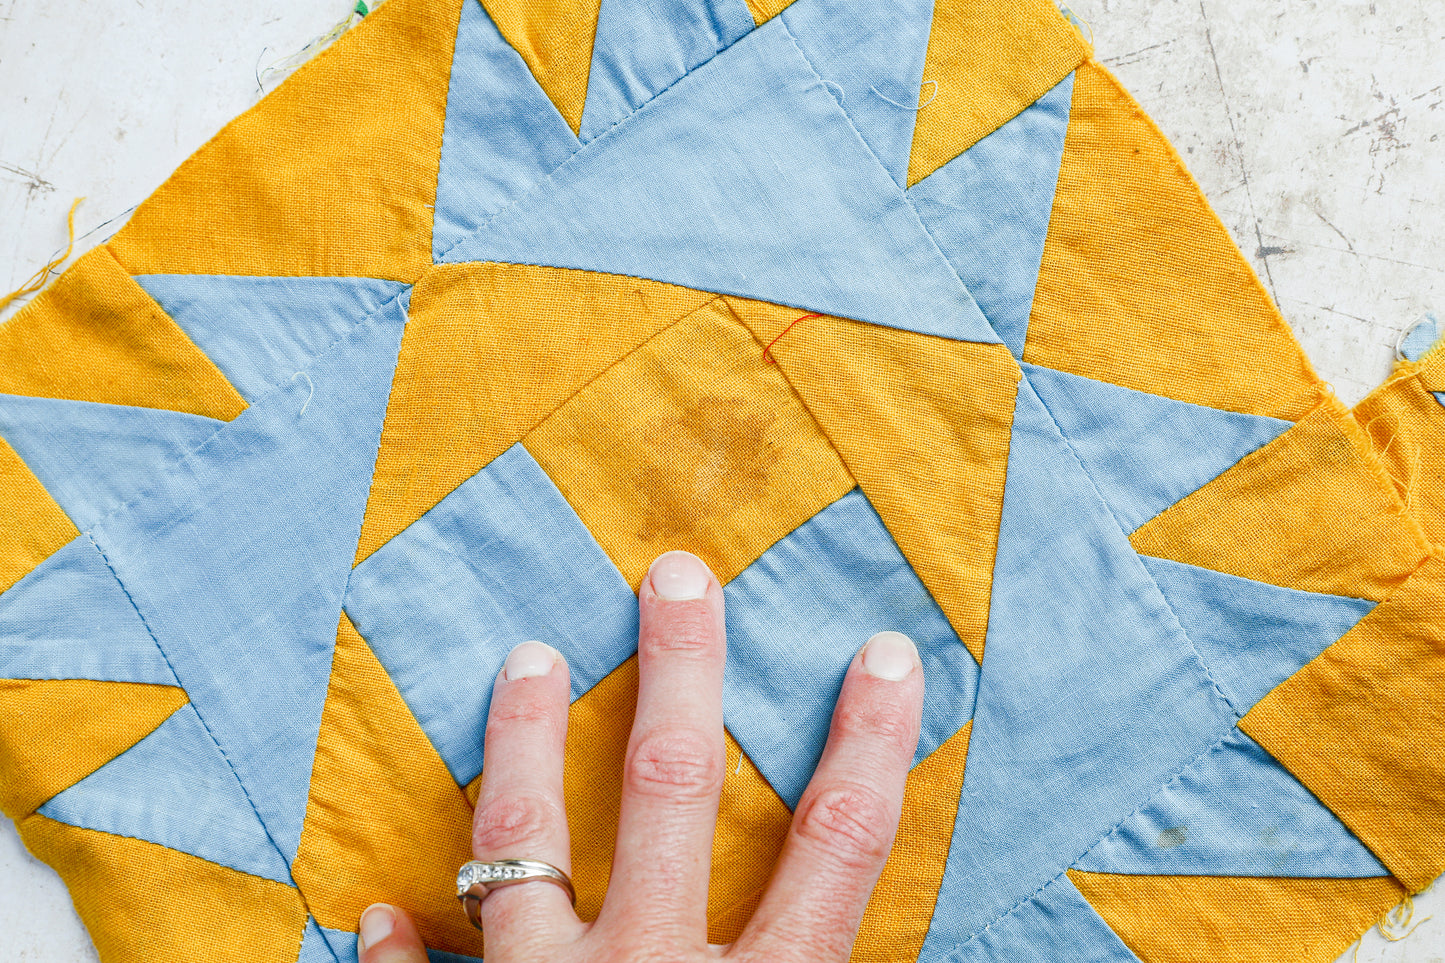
[456,859,577,930]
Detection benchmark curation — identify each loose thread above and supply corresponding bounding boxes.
[870,80,938,111]
[763,313,822,363]
[1058,1,1095,45]
[293,371,315,416]
[0,197,84,313]
[256,0,380,93]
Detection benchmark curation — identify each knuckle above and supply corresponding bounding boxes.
[797,783,896,869]
[833,696,917,755]
[471,793,561,855]
[487,692,558,728]
[640,609,719,655]
[625,728,724,799]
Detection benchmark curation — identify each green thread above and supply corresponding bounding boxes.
[355,1,369,16]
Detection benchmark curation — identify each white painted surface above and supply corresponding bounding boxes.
[0,0,1441,959]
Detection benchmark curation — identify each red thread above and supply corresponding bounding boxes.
[763,313,822,363]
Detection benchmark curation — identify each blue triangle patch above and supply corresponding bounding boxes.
[920,381,1235,953]
[39,703,293,883]
[0,394,223,532]
[1141,555,1374,712]
[87,298,408,864]
[0,535,177,686]
[1025,363,1292,533]
[1074,727,1387,878]
[779,0,935,187]
[430,0,580,259]
[910,74,1075,356]
[444,18,999,346]
[136,275,408,403]
[722,488,977,810]
[579,0,754,142]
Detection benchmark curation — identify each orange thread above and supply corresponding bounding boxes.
[0,197,84,313]
[763,313,822,363]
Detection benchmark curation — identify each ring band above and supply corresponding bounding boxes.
[456,859,577,930]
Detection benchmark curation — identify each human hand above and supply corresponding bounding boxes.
[356,550,924,962]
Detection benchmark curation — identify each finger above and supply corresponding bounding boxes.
[598,551,727,942]
[471,641,584,945]
[735,631,923,963]
[358,904,427,963]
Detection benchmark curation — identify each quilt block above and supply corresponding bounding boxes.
[1,1,1442,961]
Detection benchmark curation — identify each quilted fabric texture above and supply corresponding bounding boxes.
[1,1,1443,961]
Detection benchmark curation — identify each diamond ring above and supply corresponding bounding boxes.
[456,859,577,930]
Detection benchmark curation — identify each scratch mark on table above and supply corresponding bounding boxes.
[1199,1,1279,304]
[0,162,56,195]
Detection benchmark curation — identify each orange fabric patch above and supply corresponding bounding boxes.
[906,0,1089,186]
[852,721,971,963]
[1131,397,1430,602]
[355,263,716,564]
[729,299,1019,664]
[0,438,78,595]
[1352,366,1445,544]
[19,814,308,963]
[1067,870,1405,963]
[0,247,245,419]
[742,0,795,25]
[1240,552,1445,893]
[524,299,855,588]
[108,0,462,281]
[1023,60,1320,421]
[0,679,187,820]
[481,0,600,134]
[292,614,484,956]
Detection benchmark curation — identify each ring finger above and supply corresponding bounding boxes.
[470,640,585,948]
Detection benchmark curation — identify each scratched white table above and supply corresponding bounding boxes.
[1,1,1442,960]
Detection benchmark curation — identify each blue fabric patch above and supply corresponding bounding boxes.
[929,873,1142,962]
[920,381,1235,952]
[579,0,754,142]
[345,443,639,787]
[87,299,407,864]
[296,919,338,963]
[779,0,934,187]
[909,74,1075,357]
[1140,555,1374,713]
[0,395,224,532]
[722,488,978,809]
[1399,312,1441,362]
[38,703,293,884]
[0,535,177,685]
[431,0,580,258]
[446,16,1000,346]
[136,275,407,403]
[1024,363,1293,533]
[1074,727,1388,878]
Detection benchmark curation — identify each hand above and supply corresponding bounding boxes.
[357,550,924,962]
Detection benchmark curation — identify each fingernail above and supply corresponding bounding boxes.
[648,550,711,601]
[861,631,918,681]
[359,903,395,951]
[504,640,558,681]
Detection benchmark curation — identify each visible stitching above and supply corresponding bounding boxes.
[82,534,311,895]
[938,727,1238,959]
[75,287,410,543]
[1023,371,1242,717]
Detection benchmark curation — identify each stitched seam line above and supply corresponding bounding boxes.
[771,18,1002,349]
[73,286,409,543]
[939,727,1238,959]
[82,533,311,899]
[1024,370,1243,718]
